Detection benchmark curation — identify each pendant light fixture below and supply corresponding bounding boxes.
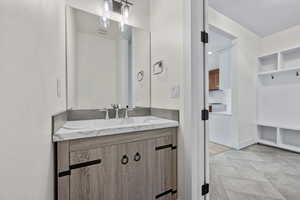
[101,0,111,28]
[122,1,130,19]
[120,0,131,31]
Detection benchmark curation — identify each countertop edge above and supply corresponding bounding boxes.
[53,122,179,142]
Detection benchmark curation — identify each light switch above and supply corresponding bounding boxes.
[171,85,180,99]
[57,78,62,98]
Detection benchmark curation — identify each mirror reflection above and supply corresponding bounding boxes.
[66,7,150,110]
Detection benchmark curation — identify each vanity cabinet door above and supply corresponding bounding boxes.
[102,143,129,200]
[69,144,132,200]
[69,148,105,200]
[152,135,173,200]
[126,140,151,200]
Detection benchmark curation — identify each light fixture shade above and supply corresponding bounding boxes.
[102,0,111,29]
[104,0,110,12]
[123,4,130,19]
[100,16,110,29]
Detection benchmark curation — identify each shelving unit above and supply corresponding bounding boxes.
[257,46,300,153]
[257,122,300,153]
[257,46,300,78]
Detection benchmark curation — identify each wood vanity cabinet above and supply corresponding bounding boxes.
[209,69,220,91]
[56,128,177,200]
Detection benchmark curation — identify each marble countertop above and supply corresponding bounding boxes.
[53,116,179,142]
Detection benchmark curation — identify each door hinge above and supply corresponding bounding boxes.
[201,31,208,44]
[201,109,209,121]
[202,183,209,196]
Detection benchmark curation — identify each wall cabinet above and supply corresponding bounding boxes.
[209,69,220,91]
[56,128,177,200]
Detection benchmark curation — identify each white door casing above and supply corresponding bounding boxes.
[179,0,207,200]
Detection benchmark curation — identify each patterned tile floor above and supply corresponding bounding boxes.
[210,144,300,200]
[209,142,232,156]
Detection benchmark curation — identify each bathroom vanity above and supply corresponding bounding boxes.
[54,5,180,200]
[54,116,178,200]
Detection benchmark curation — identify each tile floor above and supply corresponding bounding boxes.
[209,142,232,156]
[210,144,300,200]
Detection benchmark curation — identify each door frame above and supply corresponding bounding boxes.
[179,0,208,200]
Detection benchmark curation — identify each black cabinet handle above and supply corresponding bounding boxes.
[121,155,129,165]
[134,152,141,162]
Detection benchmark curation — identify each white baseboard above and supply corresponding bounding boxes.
[238,139,257,150]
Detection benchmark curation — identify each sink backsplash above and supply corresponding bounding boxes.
[67,107,151,121]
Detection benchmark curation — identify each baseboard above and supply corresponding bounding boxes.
[238,139,257,150]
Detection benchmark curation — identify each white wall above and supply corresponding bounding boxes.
[150,0,184,109]
[0,0,65,199]
[208,7,260,149]
[261,24,300,55]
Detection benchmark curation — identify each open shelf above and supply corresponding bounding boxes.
[257,123,300,153]
[258,53,278,73]
[258,125,277,145]
[281,46,300,69]
[258,46,300,79]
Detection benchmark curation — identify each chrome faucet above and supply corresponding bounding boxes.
[111,104,120,119]
[124,105,135,119]
[125,105,129,118]
[99,108,109,119]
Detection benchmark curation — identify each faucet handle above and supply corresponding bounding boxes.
[99,108,109,119]
[111,104,120,109]
[124,105,135,118]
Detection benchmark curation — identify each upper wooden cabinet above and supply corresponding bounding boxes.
[209,69,220,91]
[56,128,177,200]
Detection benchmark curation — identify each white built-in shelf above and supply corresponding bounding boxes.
[258,53,278,73]
[257,45,300,152]
[257,122,300,131]
[258,46,300,78]
[257,66,300,76]
[257,123,300,153]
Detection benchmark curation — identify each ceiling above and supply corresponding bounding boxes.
[209,0,300,37]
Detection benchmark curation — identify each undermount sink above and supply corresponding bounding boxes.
[62,116,164,130]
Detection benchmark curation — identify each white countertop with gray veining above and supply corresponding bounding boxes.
[53,116,179,142]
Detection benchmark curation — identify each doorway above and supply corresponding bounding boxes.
[206,2,300,200]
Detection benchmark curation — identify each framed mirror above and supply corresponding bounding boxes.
[66,6,151,110]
